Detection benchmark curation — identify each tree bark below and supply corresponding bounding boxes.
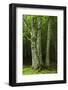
[31,16,40,69]
[45,17,51,66]
[37,17,43,66]
[31,16,43,69]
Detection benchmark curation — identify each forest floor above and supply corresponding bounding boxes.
[23,65,57,75]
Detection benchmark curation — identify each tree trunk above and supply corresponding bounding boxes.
[45,17,51,66]
[31,16,40,69]
[37,17,43,66]
[31,16,43,69]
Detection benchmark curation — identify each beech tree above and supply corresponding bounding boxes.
[23,15,57,70]
[31,16,39,69]
[31,16,43,69]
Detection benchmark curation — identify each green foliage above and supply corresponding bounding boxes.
[23,15,49,41]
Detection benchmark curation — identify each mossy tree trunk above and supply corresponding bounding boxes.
[31,16,43,69]
[31,16,39,69]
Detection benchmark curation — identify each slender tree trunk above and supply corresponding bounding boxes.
[45,17,51,66]
[37,17,43,66]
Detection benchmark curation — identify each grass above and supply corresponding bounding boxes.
[23,65,57,75]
